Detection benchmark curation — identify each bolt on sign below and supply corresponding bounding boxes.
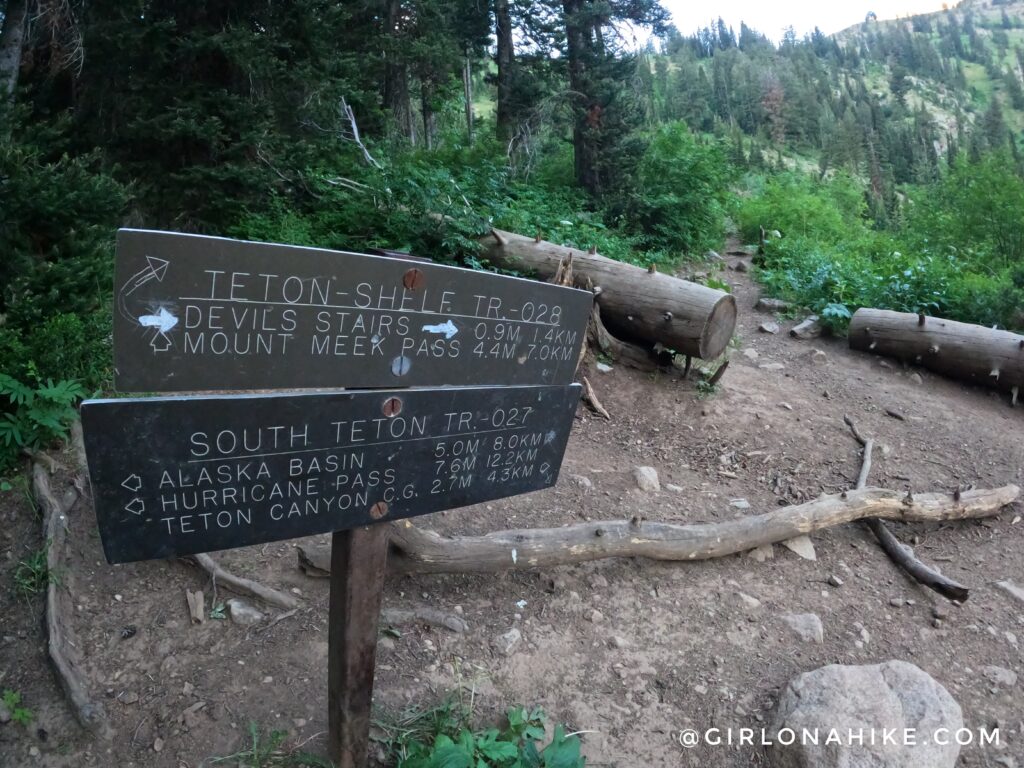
[113,229,592,392]
[84,229,593,768]
[82,385,581,563]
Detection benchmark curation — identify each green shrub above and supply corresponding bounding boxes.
[0,376,84,472]
[621,122,733,256]
[390,704,585,768]
[736,171,866,244]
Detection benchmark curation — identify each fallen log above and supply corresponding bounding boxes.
[380,485,1018,574]
[480,228,737,359]
[849,309,1024,401]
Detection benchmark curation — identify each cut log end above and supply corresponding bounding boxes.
[699,293,738,360]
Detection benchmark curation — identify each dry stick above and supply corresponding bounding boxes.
[844,415,971,602]
[581,376,611,420]
[32,463,111,736]
[186,553,299,610]
[384,485,1019,573]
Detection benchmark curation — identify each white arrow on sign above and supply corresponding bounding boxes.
[138,307,179,334]
[121,474,142,492]
[125,498,145,515]
[421,319,458,340]
[117,255,170,322]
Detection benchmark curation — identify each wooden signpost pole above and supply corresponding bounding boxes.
[328,526,391,768]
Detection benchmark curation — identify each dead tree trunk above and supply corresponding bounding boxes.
[380,485,1018,573]
[849,309,1024,400]
[480,228,737,359]
[0,0,28,98]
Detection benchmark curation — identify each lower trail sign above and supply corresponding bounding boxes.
[82,385,580,563]
[82,232,592,767]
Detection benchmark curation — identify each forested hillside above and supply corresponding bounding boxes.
[2,0,1024,470]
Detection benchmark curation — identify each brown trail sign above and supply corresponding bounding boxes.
[84,229,592,767]
[82,384,581,563]
[113,229,592,392]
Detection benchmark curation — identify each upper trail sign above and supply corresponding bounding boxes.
[113,229,592,392]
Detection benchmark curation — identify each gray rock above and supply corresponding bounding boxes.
[782,613,824,643]
[665,483,683,493]
[227,599,264,626]
[756,297,790,312]
[747,543,774,562]
[729,498,751,509]
[730,260,749,273]
[737,592,762,610]
[595,362,613,373]
[0,701,10,724]
[705,250,722,261]
[633,466,660,492]
[803,349,828,365]
[759,321,780,334]
[982,665,1018,687]
[569,474,593,491]
[742,348,760,360]
[909,372,923,385]
[495,627,522,656]
[828,575,844,588]
[790,315,823,339]
[770,660,963,768]
[759,362,786,371]
[781,535,817,561]
[589,609,604,623]
[610,636,629,649]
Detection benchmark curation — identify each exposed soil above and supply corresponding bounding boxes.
[2,244,1023,767]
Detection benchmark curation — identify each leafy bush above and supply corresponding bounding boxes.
[396,705,585,768]
[0,375,84,472]
[736,171,866,244]
[621,122,733,256]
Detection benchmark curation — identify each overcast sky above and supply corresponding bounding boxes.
[661,0,949,41]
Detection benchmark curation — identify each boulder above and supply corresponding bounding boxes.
[770,660,962,768]
[633,466,660,492]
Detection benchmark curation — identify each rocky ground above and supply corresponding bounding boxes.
[1,246,1023,767]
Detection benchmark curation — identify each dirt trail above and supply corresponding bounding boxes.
[1,243,1023,767]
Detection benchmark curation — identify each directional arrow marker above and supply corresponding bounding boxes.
[149,333,173,353]
[139,307,178,334]
[421,319,458,340]
[121,474,142,492]
[124,497,145,515]
[145,255,169,282]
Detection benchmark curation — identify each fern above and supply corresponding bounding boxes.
[0,375,83,469]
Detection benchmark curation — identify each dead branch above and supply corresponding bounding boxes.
[382,485,1019,574]
[844,416,971,601]
[586,303,658,372]
[186,553,299,610]
[581,376,610,420]
[340,97,381,170]
[381,607,469,634]
[32,463,110,736]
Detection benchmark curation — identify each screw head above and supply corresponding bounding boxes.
[369,501,389,520]
[382,396,403,417]
[403,268,425,290]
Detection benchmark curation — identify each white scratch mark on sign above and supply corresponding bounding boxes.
[421,319,458,339]
[138,307,179,333]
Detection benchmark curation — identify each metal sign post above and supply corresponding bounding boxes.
[82,230,593,767]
